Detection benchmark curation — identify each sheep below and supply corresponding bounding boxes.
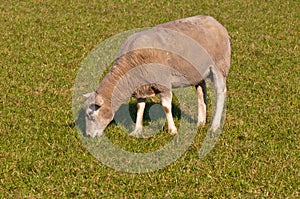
[83,15,231,138]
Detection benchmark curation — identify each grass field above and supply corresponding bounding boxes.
[0,0,299,198]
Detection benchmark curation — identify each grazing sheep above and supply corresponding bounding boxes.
[83,15,231,137]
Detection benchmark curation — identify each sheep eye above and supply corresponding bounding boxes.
[89,104,100,111]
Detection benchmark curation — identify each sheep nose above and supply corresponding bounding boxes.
[94,130,103,137]
[85,130,92,137]
[85,130,103,137]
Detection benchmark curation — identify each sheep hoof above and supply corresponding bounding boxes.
[168,128,178,135]
[197,121,206,127]
[210,124,220,132]
[129,127,142,137]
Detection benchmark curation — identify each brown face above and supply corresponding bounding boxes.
[83,92,113,137]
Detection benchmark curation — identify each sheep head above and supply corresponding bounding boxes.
[83,92,113,137]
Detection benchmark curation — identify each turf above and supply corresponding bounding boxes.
[0,0,299,198]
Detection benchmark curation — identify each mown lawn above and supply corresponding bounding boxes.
[0,0,299,198]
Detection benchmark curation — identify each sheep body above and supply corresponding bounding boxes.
[84,15,231,137]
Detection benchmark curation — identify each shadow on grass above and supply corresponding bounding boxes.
[74,100,185,138]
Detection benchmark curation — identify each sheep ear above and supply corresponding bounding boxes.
[82,92,95,98]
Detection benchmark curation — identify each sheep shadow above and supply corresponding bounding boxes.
[74,99,197,137]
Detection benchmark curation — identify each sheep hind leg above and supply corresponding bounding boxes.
[160,90,177,135]
[196,80,207,127]
[210,67,227,132]
[130,98,146,137]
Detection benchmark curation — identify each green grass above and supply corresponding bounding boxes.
[0,0,299,198]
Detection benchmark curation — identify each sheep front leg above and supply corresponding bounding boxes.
[196,81,207,127]
[130,98,146,136]
[160,90,177,135]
